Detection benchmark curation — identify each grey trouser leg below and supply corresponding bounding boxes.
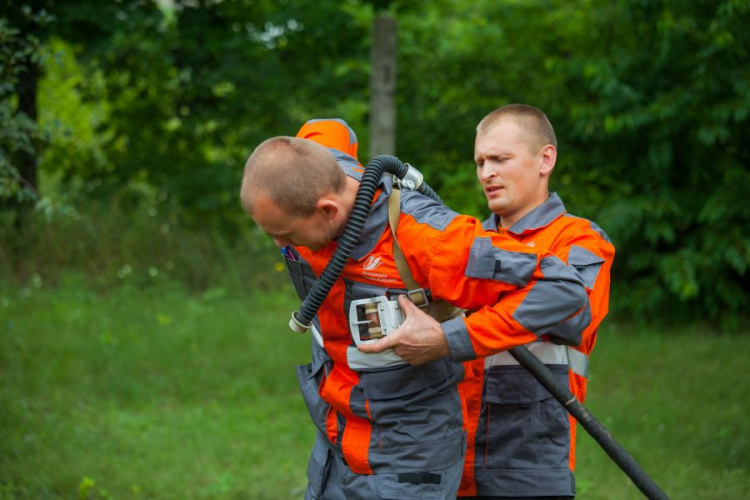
[305,432,464,499]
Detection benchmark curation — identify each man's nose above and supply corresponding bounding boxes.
[479,167,496,182]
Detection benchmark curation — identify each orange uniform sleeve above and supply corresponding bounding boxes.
[397,201,590,361]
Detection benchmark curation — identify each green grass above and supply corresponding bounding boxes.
[576,322,750,499]
[1,278,749,499]
[1,277,312,499]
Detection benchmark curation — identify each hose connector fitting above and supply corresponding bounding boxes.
[397,163,423,191]
[289,311,312,334]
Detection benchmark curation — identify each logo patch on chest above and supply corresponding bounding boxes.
[363,255,383,271]
[359,254,400,284]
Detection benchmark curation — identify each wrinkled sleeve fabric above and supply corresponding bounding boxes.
[396,196,589,362]
[551,224,615,351]
[449,219,614,359]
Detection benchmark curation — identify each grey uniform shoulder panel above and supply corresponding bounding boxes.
[511,255,590,344]
[465,237,537,287]
[568,245,606,289]
[399,188,459,231]
[331,149,363,181]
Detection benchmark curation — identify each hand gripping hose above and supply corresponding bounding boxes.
[287,154,669,500]
[289,155,441,333]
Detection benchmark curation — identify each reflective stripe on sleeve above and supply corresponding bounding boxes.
[484,342,589,378]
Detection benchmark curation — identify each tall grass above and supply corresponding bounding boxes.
[0,194,283,294]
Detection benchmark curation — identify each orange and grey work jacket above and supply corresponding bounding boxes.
[285,119,591,476]
[457,194,615,498]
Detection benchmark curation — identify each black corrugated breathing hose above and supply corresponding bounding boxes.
[288,154,669,499]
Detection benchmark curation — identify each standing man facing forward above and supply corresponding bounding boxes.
[457,104,616,498]
[361,105,615,498]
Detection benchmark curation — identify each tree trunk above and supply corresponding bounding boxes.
[14,57,39,234]
[369,13,397,158]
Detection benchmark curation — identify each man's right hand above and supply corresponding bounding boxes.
[357,294,450,365]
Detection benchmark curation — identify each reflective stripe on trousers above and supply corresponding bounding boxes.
[484,342,588,378]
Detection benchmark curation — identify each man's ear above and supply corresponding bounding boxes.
[316,198,339,221]
[539,145,557,176]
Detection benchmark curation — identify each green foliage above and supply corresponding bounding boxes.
[36,38,109,201]
[3,0,750,326]
[40,0,372,233]
[0,16,44,206]
[395,0,750,326]
[552,0,750,326]
[5,0,370,232]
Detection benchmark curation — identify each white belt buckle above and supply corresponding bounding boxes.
[348,296,404,346]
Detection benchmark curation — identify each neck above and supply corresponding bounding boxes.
[333,177,360,237]
[343,176,359,208]
[498,191,550,229]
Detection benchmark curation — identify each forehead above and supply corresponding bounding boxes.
[475,119,527,153]
[251,193,306,236]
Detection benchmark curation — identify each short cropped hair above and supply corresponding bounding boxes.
[476,104,557,153]
[240,136,346,216]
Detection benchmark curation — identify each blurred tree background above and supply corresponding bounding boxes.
[2,0,749,327]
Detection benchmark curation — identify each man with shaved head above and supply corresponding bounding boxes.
[456,104,615,499]
[369,105,615,499]
[242,136,354,251]
[240,118,591,499]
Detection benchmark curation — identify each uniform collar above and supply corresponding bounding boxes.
[330,149,364,181]
[482,192,566,234]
